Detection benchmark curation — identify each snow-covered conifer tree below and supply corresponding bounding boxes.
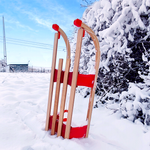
[71,0,150,125]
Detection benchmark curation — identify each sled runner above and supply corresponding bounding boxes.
[45,19,100,139]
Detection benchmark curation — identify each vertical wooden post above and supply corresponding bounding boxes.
[57,58,70,137]
[45,33,58,131]
[85,87,95,137]
[51,59,63,135]
[86,84,96,138]
[65,28,83,139]
[86,88,93,120]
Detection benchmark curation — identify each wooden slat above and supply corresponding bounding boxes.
[45,33,58,131]
[65,29,84,139]
[57,58,70,137]
[51,59,63,135]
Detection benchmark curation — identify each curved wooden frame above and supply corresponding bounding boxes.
[80,21,100,138]
[58,28,71,59]
[45,25,71,131]
[65,19,100,138]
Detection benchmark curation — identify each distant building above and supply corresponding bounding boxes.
[9,64,28,72]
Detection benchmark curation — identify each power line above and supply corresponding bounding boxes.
[0,36,52,47]
[0,40,52,50]
[0,35,67,51]
[0,40,66,52]
[0,36,66,48]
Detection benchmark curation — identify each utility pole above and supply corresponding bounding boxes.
[2,16,7,65]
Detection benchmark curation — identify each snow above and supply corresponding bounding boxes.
[146,0,150,7]
[0,73,150,150]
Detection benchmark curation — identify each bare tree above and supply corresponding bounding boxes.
[80,0,96,7]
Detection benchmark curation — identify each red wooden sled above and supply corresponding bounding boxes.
[45,19,100,139]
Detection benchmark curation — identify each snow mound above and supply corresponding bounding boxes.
[0,73,150,150]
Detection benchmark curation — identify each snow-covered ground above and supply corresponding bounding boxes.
[0,73,150,150]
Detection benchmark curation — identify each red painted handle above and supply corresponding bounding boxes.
[74,19,82,27]
[52,24,59,31]
[74,19,85,37]
[52,24,60,39]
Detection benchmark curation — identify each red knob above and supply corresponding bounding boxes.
[52,24,59,31]
[74,19,82,27]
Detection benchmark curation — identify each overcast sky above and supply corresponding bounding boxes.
[0,0,86,67]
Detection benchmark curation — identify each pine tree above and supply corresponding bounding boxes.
[71,0,150,125]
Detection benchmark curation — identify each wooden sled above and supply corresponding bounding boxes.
[45,19,100,139]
